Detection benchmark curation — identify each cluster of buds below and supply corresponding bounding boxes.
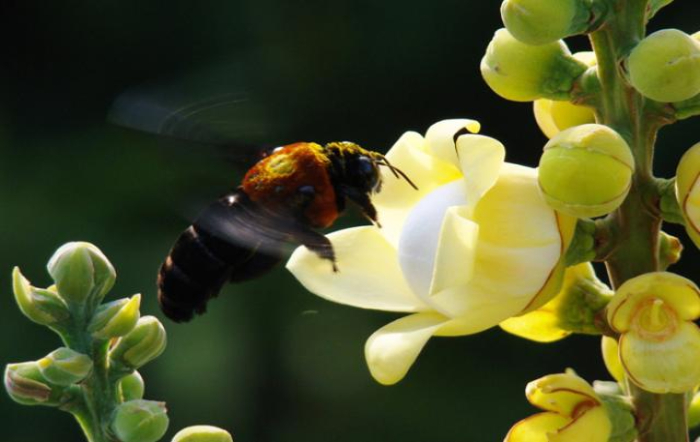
[5,242,232,442]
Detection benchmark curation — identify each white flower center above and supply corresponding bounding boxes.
[397,179,469,297]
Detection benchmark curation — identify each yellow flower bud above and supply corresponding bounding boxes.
[110,316,167,371]
[607,272,700,393]
[538,124,634,218]
[172,426,234,442]
[481,29,587,102]
[675,143,700,249]
[37,347,92,386]
[506,370,611,442]
[501,0,593,46]
[12,267,69,327]
[628,29,700,103]
[47,242,116,305]
[88,295,141,340]
[119,371,145,401]
[111,400,169,442]
[689,390,700,428]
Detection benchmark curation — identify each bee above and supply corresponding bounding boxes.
[157,141,417,322]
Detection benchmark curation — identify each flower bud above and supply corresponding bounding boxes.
[628,29,700,103]
[506,370,611,442]
[4,361,66,406]
[601,337,624,383]
[88,295,141,340]
[12,267,69,327]
[111,400,169,442]
[658,231,682,269]
[675,142,700,248]
[689,390,700,428]
[533,52,597,138]
[37,348,92,386]
[172,426,234,442]
[481,28,587,102]
[538,124,634,218]
[119,371,145,401]
[501,0,596,46]
[110,316,167,370]
[47,242,116,305]
[607,272,700,393]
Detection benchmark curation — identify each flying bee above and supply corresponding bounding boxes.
[108,83,417,323]
[156,141,417,322]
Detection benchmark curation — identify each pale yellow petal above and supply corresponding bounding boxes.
[526,372,598,415]
[505,412,570,442]
[429,206,479,296]
[286,227,428,312]
[549,406,611,442]
[424,119,481,167]
[364,312,449,385]
[620,322,700,393]
[373,131,461,247]
[601,336,625,383]
[455,134,505,208]
[500,309,571,343]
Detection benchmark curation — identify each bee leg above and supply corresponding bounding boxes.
[289,224,338,272]
[341,187,380,227]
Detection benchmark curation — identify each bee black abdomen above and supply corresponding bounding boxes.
[157,190,286,322]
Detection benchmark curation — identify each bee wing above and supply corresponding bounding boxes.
[108,63,292,164]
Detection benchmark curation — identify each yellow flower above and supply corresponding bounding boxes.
[505,371,611,442]
[676,142,700,248]
[287,119,575,385]
[606,272,700,393]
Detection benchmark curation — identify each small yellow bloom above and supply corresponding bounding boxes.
[505,371,611,442]
[288,119,575,385]
[606,272,700,393]
[600,336,624,383]
[500,263,612,343]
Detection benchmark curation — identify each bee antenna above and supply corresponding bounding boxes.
[373,153,418,190]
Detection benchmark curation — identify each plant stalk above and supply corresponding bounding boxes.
[590,0,688,441]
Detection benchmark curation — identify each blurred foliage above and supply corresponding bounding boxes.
[1,1,698,441]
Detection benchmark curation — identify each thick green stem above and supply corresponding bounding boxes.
[590,0,689,441]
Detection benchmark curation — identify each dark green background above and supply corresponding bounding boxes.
[1,1,698,441]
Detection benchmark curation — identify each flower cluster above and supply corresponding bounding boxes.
[5,242,232,442]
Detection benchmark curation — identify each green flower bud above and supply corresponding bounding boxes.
[37,348,92,386]
[88,295,141,340]
[481,28,587,102]
[501,0,597,46]
[119,371,145,401]
[12,267,69,327]
[172,426,234,442]
[4,361,67,406]
[658,231,682,270]
[47,242,116,305]
[110,316,167,370]
[628,29,700,103]
[538,124,634,218]
[676,142,700,249]
[112,400,169,442]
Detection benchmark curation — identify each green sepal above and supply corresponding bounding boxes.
[594,382,638,442]
[563,218,597,267]
[657,177,685,225]
[673,92,700,120]
[119,371,145,401]
[555,264,612,335]
[4,361,73,407]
